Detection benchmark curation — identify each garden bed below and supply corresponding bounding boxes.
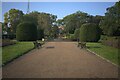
[2,39,17,47]
[100,35,120,48]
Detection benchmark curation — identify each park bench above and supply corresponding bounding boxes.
[33,41,42,49]
[78,42,86,49]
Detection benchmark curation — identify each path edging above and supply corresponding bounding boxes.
[86,49,119,67]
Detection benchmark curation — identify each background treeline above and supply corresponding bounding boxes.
[56,1,120,48]
[3,10,59,40]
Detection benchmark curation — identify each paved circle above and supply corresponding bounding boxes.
[3,42,118,78]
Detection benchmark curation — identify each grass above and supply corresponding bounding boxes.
[86,42,119,66]
[2,42,34,65]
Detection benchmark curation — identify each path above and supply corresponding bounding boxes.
[3,42,118,78]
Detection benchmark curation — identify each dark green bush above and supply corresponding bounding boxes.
[37,29,44,40]
[70,34,74,40]
[16,22,37,41]
[69,34,76,41]
[74,28,80,39]
[79,23,101,42]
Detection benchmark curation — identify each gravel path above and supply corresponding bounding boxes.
[3,42,118,78]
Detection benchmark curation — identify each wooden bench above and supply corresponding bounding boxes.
[33,41,42,49]
[78,42,86,49]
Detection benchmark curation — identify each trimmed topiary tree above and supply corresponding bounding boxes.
[74,28,80,40]
[16,22,37,41]
[79,23,101,42]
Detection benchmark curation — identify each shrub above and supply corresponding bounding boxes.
[79,23,101,42]
[37,29,44,40]
[74,28,80,39]
[69,34,76,41]
[100,35,120,48]
[16,22,37,41]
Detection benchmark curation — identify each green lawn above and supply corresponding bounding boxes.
[86,42,119,66]
[2,42,34,65]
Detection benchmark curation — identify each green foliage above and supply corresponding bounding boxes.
[37,12,57,37]
[74,28,80,39]
[67,34,76,41]
[4,10,57,39]
[61,11,103,35]
[21,11,57,38]
[37,29,44,40]
[80,23,101,42]
[100,1,120,36]
[16,22,37,41]
[100,35,120,48]
[51,25,59,38]
[22,14,38,25]
[63,11,89,34]
[70,34,74,40]
[4,9,24,34]
[87,15,103,24]
[21,11,40,26]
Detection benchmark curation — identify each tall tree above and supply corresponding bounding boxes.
[21,11,39,26]
[21,11,57,39]
[51,24,59,38]
[4,9,24,34]
[62,11,89,34]
[100,1,120,36]
[37,12,57,37]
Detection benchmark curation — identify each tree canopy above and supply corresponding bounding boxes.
[4,9,24,35]
[3,1,120,40]
[59,11,102,35]
[3,10,57,39]
[100,1,120,36]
